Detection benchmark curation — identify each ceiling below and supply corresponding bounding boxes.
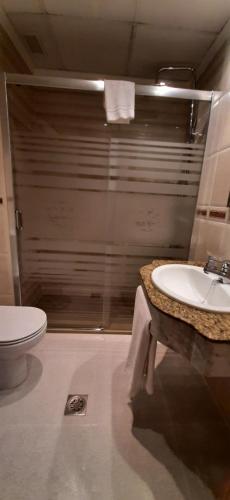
[1,0,230,78]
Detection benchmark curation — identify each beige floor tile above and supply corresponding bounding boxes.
[0,333,229,500]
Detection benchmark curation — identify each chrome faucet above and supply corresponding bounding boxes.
[204,256,230,283]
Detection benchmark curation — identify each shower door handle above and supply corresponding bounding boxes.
[15,209,23,231]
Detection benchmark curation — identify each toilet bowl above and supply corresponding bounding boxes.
[0,306,47,390]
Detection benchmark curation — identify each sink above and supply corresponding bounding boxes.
[151,264,230,313]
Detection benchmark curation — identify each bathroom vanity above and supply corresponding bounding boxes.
[140,260,230,377]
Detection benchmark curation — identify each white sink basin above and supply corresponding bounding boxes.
[151,264,230,313]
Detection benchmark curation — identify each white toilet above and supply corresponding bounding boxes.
[0,306,47,390]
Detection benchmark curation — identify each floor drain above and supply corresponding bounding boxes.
[64,394,88,416]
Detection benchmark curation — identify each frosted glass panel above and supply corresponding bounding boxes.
[8,85,209,331]
[103,139,205,327]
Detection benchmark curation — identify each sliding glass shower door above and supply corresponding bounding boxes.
[7,80,210,331]
[102,95,209,329]
[8,85,110,329]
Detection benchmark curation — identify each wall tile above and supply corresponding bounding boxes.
[205,220,226,258]
[217,91,230,151]
[190,218,207,260]
[212,44,230,93]
[190,44,230,261]
[220,223,230,260]
[204,93,230,156]
[210,148,230,207]
[190,218,225,260]
[209,207,227,221]
[205,97,222,156]
[189,217,200,259]
[212,91,224,104]
[197,155,217,206]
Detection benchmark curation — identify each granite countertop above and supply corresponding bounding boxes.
[140,259,230,342]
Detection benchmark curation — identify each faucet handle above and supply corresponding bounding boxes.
[204,255,230,281]
[207,255,216,264]
[204,255,217,273]
[221,260,230,276]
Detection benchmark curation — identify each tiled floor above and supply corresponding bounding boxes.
[0,334,229,500]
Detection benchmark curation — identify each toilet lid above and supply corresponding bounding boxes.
[0,306,47,343]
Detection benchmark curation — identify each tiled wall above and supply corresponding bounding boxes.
[190,43,230,261]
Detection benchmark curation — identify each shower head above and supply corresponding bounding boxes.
[155,66,196,88]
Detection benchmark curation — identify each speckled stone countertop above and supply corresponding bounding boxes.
[140,259,230,342]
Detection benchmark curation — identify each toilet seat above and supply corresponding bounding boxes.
[0,306,47,346]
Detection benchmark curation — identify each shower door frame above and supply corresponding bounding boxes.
[0,71,213,329]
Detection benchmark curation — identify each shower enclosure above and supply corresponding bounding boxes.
[1,73,212,332]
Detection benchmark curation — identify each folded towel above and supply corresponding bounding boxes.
[126,286,158,399]
[104,80,135,124]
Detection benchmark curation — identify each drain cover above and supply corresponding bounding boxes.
[64,394,88,416]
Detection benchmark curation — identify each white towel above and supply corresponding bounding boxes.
[104,80,135,124]
[126,286,158,399]
[145,315,159,395]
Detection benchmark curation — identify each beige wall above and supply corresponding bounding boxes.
[0,25,30,74]
[190,43,230,261]
[199,42,230,93]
